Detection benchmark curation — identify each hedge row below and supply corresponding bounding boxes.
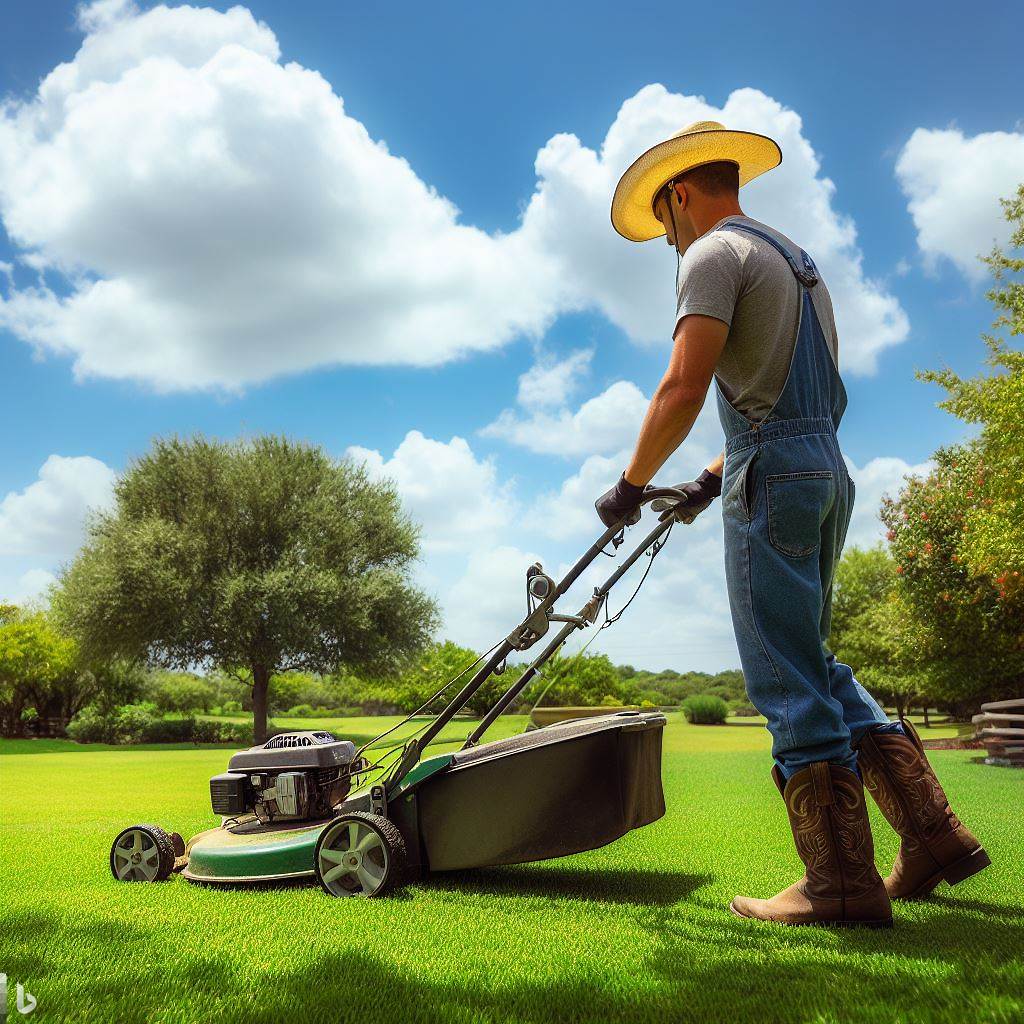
[66,703,254,745]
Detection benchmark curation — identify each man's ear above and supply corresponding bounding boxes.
[672,181,688,211]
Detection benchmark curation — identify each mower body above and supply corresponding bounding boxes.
[180,711,666,884]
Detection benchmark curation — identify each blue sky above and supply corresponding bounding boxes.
[1,0,1021,670]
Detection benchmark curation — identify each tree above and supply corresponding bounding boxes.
[917,184,1024,608]
[55,435,439,741]
[877,185,1024,714]
[880,453,1024,713]
[536,651,636,707]
[829,546,928,718]
[0,607,78,736]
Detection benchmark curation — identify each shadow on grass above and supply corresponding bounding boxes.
[427,865,711,906]
[4,895,1023,1024]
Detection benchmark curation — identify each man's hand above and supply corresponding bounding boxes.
[595,474,646,528]
[669,468,722,523]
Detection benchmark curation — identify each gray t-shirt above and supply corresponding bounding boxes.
[674,215,839,423]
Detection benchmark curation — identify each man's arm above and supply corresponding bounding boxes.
[624,314,728,486]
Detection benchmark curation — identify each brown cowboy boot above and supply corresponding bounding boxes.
[730,762,892,927]
[856,720,990,900]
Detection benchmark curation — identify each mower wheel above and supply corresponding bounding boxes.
[109,824,177,882]
[314,812,407,898]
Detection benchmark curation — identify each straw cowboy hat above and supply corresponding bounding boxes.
[610,120,782,242]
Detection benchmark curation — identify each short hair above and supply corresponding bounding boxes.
[679,161,739,197]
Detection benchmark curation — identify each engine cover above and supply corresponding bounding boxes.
[227,731,358,773]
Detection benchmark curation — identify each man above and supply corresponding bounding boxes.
[596,121,989,927]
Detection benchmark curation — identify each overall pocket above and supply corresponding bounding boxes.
[766,471,834,557]
[723,449,760,522]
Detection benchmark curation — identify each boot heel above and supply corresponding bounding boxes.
[943,846,991,886]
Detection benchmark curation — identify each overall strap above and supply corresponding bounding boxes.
[721,221,819,289]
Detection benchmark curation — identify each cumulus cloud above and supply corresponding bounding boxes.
[483,379,650,458]
[516,349,592,409]
[483,346,728,459]
[0,455,116,558]
[346,431,516,553]
[0,2,564,390]
[0,454,116,604]
[895,126,1024,281]
[5,569,58,604]
[0,3,907,391]
[444,544,547,652]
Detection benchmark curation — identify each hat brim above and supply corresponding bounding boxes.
[610,129,782,242]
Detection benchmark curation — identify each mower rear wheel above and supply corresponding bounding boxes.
[110,824,176,882]
[314,812,406,898]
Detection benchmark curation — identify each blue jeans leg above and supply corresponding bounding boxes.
[825,654,892,746]
[724,499,858,781]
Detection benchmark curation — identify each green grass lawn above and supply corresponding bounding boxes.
[1,716,1020,1024]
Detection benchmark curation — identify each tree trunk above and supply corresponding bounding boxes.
[895,694,907,720]
[922,705,930,728]
[252,665,269,743]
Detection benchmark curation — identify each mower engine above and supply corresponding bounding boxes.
[209,731,363,823]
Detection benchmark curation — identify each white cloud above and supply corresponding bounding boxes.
[346,431,516,553]
[896,126,1024,281]
[0,455,116,558]
[844,455,933,549]
[516,349,592,409]
[0,3,907,391]
[484,346,727,460]
[483,378,650,457]
[5,569,58,604]
[0,2,564,391]
[0,454,117,604]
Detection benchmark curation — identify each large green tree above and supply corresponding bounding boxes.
[55,435,439,741]
[878,184,1024,713]
[917,184,1024,606]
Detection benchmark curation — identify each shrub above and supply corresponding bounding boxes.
[222,700,242,715]
[286,704,317,718]
[112,703,158,743]
[66,705,115,743]
[191,719,253,744]
[139,717,196,743]
[681,694,729,725]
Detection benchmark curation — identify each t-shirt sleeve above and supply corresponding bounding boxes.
[674,235,743,332]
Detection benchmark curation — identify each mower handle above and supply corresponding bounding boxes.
[383,480,691,792]
[640,486,689,509]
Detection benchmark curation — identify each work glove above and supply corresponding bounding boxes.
[667,469,723,523]
[595,473,647,528]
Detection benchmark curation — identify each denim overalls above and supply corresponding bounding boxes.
[714,221,889,779]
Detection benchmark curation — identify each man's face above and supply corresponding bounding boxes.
[653,186,678,248]
[654,182,697,256]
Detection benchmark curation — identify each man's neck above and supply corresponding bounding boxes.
[690,199,745,239]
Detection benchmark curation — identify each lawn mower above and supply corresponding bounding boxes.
[109,485,694,897]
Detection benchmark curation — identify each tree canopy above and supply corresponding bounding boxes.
[55,435,439,741]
